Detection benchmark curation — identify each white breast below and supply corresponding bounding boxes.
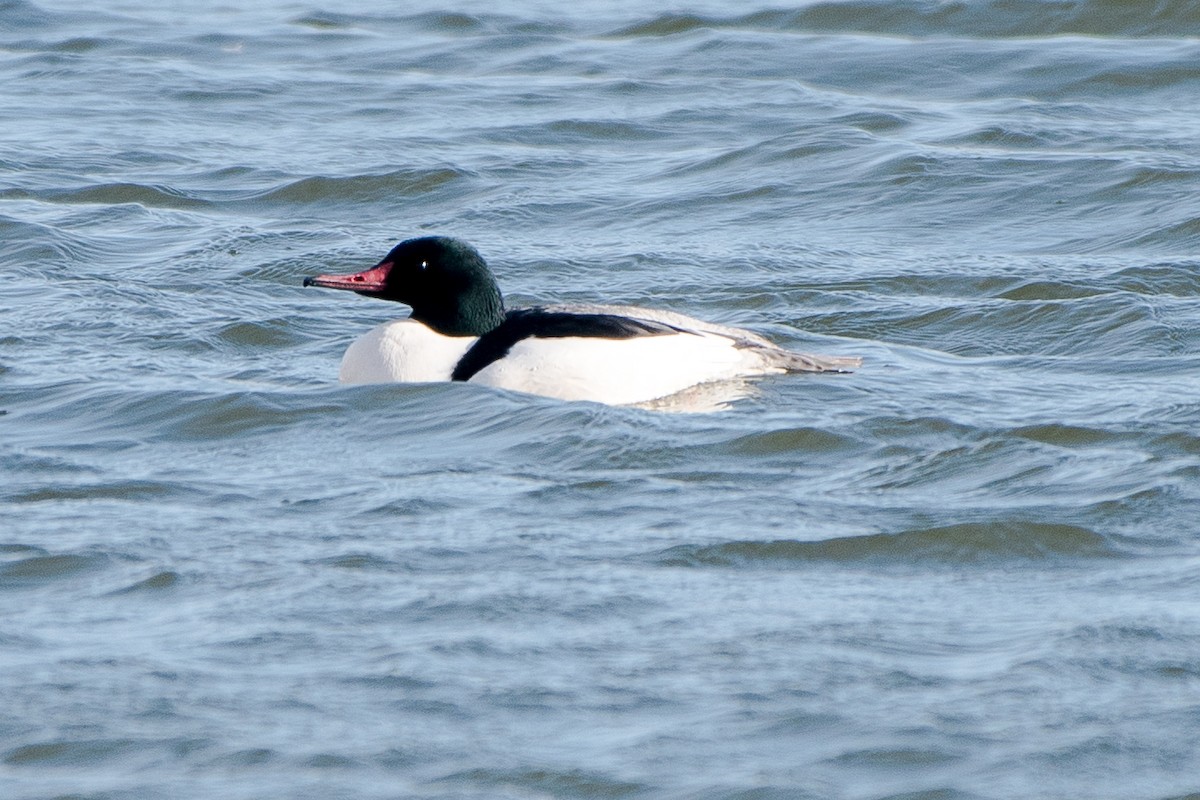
[338,319,475,384]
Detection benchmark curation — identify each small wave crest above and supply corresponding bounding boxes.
[0,549,108,589]
[611,0,1200,39]
[858,291,1169,358]
[250,168,469,206]
[3,182,212,211]
[656,521,1121,568]
[2,167,469,215]
[292,10,520,35]
[0,0,55,30]
[439,767,649,799]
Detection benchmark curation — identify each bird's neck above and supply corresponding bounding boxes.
[411,286,506,337]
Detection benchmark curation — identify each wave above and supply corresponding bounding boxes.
[0,548,109,589]
[107,570,183,595]
[7,479,190,504]
[1,182,213,211]
[0,166,470,216]
[2,737,148,767]
[656,520,1123,567]
[439,767,649,799]
[610,0,1200,39]
[248,168,470,206]
[846,292,1171,358]
[0,0,57,30]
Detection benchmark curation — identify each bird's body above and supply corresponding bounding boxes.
[305,237,860,406]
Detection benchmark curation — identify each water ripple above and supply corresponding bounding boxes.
[657,521,1122,568]
[249,168,471,206]
[611,1,1200,39]
[440,766,650,799]
[0,551,108,589]
[4,1,1200,797]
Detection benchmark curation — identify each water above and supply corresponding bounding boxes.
[4,0,1200,797]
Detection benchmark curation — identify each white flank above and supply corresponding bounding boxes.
[469,330,780,405]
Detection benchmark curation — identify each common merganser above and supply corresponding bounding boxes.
[304,236,861,406]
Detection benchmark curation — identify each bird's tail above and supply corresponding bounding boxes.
[765,349,863,373]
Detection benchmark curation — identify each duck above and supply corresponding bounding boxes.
[303,236,861,406]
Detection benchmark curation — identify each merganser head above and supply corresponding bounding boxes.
[304,236,506,337]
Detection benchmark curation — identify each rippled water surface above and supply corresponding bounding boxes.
[5,1,1200,798]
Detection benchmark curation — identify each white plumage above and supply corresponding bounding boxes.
[337,304,860,405]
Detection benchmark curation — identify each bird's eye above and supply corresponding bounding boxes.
[419,261,428,270]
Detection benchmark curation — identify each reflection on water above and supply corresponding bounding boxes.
[633,377,762,413]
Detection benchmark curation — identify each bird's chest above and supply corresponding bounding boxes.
[338,320,476,384]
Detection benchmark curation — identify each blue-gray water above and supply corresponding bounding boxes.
[4,1,1200,798]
